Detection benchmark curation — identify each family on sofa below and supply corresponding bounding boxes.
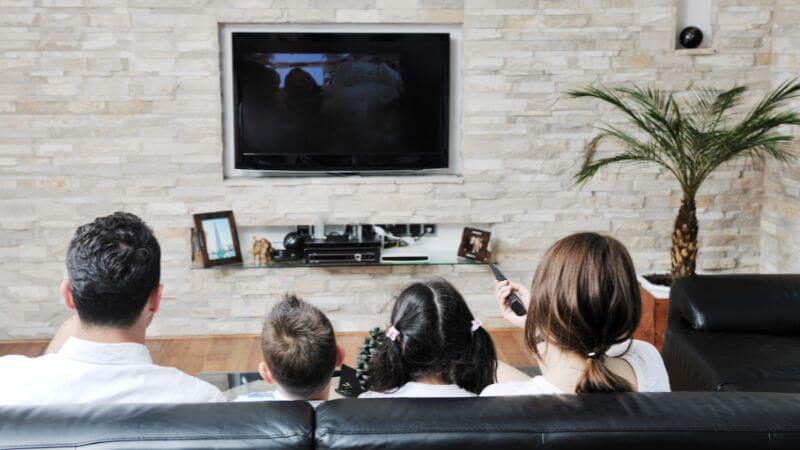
[0,212,669,406]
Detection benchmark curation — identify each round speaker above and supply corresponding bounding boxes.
[679,26,704,49]
[283,231,306,250]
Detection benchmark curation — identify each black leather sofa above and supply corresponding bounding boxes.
[3,393,800,450]
[662,274,800,392]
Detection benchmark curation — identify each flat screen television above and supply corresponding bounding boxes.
[230,32,451,174]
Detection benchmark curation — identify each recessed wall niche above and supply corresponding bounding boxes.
[676,0,714,50]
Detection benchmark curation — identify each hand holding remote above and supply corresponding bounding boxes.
[494,281,530,328]
[489,264,530,328]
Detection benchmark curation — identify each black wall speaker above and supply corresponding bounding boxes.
[679,26,704,49]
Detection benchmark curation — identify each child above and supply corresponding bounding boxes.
[236,295,344,406]
[360,278,497,398]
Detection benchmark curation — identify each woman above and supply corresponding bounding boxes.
[360,278,497,398]
[482,232,669,395]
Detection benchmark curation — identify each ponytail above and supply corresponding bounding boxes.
[576,356,633,393]
[453,327,498,394]
[367,332,410,393]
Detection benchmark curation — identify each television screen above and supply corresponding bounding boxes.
[231,32,450,173]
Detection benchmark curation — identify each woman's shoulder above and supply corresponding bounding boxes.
[612,339,664,367]
[481,377,559,397]
[610,339,670,392]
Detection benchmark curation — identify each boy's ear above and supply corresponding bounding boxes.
[335,343,345,367]
[258,361,275,384]
[61,280,76,311]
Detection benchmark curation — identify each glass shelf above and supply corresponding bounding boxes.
[191,252,489,269]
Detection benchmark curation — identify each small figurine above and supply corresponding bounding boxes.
[249,236,272,266]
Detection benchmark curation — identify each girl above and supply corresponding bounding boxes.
[482,232,669,395]
[360,278,497,398]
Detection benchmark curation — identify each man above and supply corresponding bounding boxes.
[0,212,226,404]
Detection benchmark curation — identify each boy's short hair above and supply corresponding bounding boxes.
[261,295,337,398]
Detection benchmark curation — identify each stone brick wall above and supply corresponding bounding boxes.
[761,0,800,273]
[0,0,787,338]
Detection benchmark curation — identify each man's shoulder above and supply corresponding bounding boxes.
[148,364,227,402]
[0,353,56,371]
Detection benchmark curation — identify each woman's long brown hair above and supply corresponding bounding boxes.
[525,232,641,393]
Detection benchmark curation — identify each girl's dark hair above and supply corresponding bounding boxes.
[525,232,641,393]
[369,278,498,394]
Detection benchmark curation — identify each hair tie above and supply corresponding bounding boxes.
[386,325,401,341]
[586,350,604,360]
[470,318,482,333]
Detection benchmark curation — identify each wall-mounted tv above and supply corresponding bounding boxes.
[229,32,451,174]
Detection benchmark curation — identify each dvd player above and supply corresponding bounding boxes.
[303,238,382,265]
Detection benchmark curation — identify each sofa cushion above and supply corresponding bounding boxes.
[2,395,800,450]
[670,275,800,334]
[316,394,800,450]
[0,401,314,450]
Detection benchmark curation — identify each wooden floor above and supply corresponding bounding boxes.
[0,329,535,376]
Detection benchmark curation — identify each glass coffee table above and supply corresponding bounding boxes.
[198,370,347,401]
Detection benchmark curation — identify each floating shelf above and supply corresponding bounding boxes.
[674,48,716,56]
[192,223,493,270]
[191,252,489,269]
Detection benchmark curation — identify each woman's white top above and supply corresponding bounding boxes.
[360,382,476,398]
[481,339,670,396]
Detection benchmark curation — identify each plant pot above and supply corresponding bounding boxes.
[637,272,671,299]
[635,273,671,352]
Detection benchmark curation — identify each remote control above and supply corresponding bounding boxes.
[489,263,527,316]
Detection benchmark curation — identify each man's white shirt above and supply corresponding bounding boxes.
[0,337,226,405]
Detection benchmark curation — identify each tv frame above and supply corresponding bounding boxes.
[220,23,462,178]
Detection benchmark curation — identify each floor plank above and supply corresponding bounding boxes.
[0,329,535,376]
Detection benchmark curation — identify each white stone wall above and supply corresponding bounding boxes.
[761,0,800,273]
[0,0,785,339]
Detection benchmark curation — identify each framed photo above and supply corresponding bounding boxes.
[458,227,492,262]
[193,211,243,267]
[190,228,204,265]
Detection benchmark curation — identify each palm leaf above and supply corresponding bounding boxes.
[570,80,800,198]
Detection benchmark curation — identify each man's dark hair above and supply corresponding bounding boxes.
[67,212,161,328]
[261,295,337,398]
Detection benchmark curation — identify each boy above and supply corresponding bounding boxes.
[236,295,344,406]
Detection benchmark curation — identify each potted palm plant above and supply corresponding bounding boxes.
[570,81,800,283]
[568,81,800,344]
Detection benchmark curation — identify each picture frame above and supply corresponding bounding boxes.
[190,227,206,265]
[458,227,492,262]
[193,210,243,268]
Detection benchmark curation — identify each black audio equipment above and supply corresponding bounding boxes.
[303,239,382,265]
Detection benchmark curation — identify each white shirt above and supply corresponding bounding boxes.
[360,382,476,398]
[0,337,226,405]
[234,390,324,408]
[481,340,670,396]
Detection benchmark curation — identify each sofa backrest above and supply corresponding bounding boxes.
[669,274,800,334]
[0,401,314,450]
[316,394,800,450]
[2,393,800,450]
